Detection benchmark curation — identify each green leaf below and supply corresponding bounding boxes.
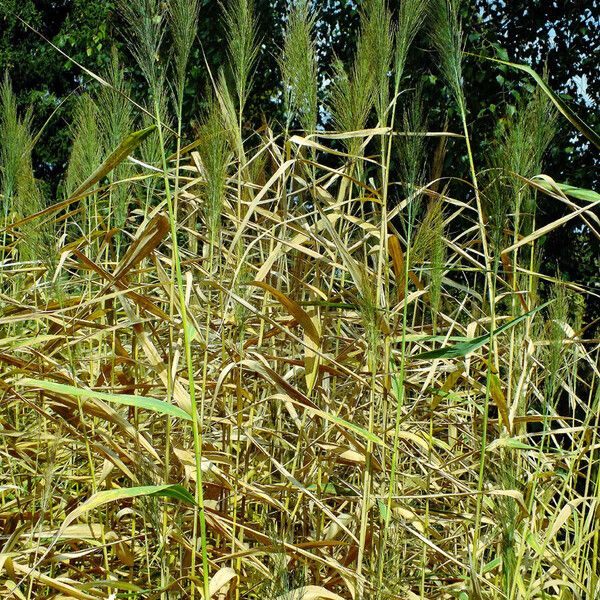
[526,531,543,554]
[377,499,390,521]
[19,378,191,421]
[71,125,157,198]
[487,437,538,452]
[307,483,338,494]
[468,53,600,150]
[413,301,551,361]
[482,556,501,574]
[496,47,509,62]
[534,179,600,204]
[316,408,385,447]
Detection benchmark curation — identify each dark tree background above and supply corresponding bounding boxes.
[473,0,599,313]
[1,0,598,320]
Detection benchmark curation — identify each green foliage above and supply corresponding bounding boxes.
[280,0,318,133]
[222,0,259,116]
[0,71,26,207]
[366,0,393,127]
[197,95,231,247]
[395,0,427,90]
[117,0,165,98]
[484,88,556,253]
[65,94,102,198]
[429,0,465,110]
[329,4,386,156]
[168,0,200,105]
[19,378,193,420]
[413,301,552,360]
[0,73,52,263]
[99,55,135,237]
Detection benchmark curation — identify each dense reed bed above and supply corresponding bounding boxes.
[1,0,599,598]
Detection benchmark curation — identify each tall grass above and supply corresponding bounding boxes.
[281,0,318,135]
[0,73,52,270]
[98,49,135,248]
[1,2,599,600]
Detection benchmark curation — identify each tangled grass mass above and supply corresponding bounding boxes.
[1,0,599,598]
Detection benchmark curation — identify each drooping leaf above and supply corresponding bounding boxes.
[71,125,157,198]
[250,280,321,344]
[531,178,600,204]
[19,378,191,420]
[413,301,551,360]
[471,53,600,150]
[59,485,195,537]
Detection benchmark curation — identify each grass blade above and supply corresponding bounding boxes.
[71,125,157,198]
[19,378,192,420]
[469,53,600,150]
[413,301,552,360]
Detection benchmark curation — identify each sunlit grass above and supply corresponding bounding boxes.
[1,1,599,599]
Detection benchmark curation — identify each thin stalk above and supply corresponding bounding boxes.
[154,98,210,600]
[472,253,500,557]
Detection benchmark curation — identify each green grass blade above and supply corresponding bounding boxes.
[413,301,552,360]
[19,378,192,420]
[60,485,195,533]
[71,125,157,198]
[533,179,600,204]
[469,53,600,150]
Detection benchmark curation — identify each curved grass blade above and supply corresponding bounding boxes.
[19,378,192,420]
[25,484,195,581]
[250,280,321,344]
[531,178,600,204]
[413,301,552,360]
[469,53,600,150]
[59,485,195,535]
[72,125,157,198]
